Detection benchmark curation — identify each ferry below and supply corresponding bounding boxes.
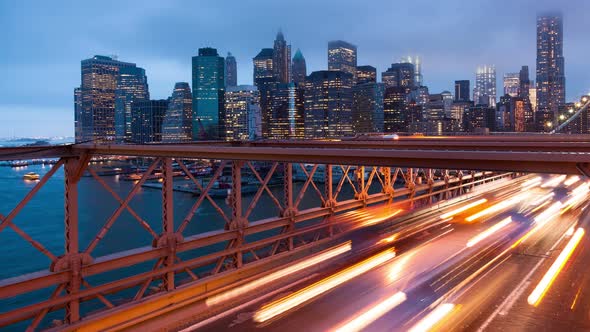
[23,172,40,180]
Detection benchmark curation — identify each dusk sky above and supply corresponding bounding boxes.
[1,0,589,137]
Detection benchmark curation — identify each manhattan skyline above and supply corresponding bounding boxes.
[1,0,589,137]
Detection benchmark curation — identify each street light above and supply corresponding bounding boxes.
[546,121,553,128]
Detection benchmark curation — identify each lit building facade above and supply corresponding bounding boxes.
[304,70,353,138]
[253,48,274,86]
[224,85,260,141]
[114,66,149,142]
[131,99,168,144]
[536,13,565,115]
[356,65,377,85]
[162,82,192,142]
[383,86,410,133]
[503,73,520,97]
[352,83,384,133]
[266,82,304,139]
[76,55,139,143]
[382,63,415,89]
[224,52,237,88]
[463,105,496,132]
[473,65,496,107]
[328,40,357,82]
[192,47,225,140]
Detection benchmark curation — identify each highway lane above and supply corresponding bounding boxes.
[178,175,588,332]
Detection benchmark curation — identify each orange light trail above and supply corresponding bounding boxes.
[440,198,487,219]
[527,228,585,306]
[333,291,407,332]
[206,241,351,306]
[466,216,512,248]
[408,303,456,332]
[253,248,396,323]
[466,193,530,222]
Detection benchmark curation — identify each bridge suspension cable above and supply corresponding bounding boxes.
[550,95,590,134]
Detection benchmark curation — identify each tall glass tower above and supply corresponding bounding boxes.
[291,49,306,85]
[536,13,565,115]
[76,55,140,143]
[273,30,290,83]
[473,65,497,107]
[328,40,357,82]
[115,66,149,142]
[192,47,225,140]
[225,52,237,88]
[162,82,192,142]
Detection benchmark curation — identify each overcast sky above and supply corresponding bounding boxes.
[1,0,588,137]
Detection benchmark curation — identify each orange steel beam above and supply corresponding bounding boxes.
[72,143,589,174]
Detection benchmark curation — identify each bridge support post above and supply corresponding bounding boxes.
[407,168,416,208]
[230,161,246,266]
[355,166,368,206]
[283,163,295,250]
[324,164,335,236]
[61,156,92,323]
[161,158,176,290]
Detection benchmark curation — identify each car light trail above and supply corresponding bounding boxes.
[253,248,396,323]
[562,183,590,214]
[206,241,352,306]
[333,291,407,332]
[541,175,566,188]
[534,201,562,224]
[466,193,530,222]
[440,198,487,219]
[408,303,456,332]
[527,228,585,307]
[564,175,580,187]
[466,216,512,247]
[512,202,562,248]
[521,176,542,190]
[529,192,554,207]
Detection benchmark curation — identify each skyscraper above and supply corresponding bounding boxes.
[76,55,140,143]
[114,66,149,142]
[304,71,353,138]
[253,48,274,86]
[162,82,192,143]
[382,63,415,89]
[192,47,225,140]
[328,40,357,82]
[224,85,259,141]
[503,73,520,97]
[273,30,290,83]
[130,99,168,144]
[473,65,496,107]
[266,82,304,139]
[383,87,411,133]
[454,80,470,102]
[400,56,422,87]
[224,52,237,88]
[291,49,307,85]
[536,13,565,115]
[352,82,384,133]
[356,65,377,85]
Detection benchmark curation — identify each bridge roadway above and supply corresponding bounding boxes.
[3,135,590,174]
[173,174,590,332]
